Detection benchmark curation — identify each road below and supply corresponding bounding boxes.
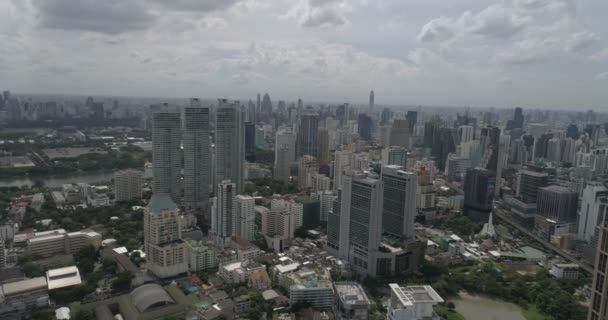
[493,208,594,274]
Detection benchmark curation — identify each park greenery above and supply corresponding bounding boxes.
[244,177,299,197]
[434,216,482,240]
[423,261,587,320]
[0,144,149,179]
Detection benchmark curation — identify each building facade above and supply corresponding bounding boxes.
[152,106,182,203]
[183,98,211,210]
[113,169,143,202]
[144,194,188,278]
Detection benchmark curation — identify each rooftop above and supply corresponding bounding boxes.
[46,266,82,290]
[334,282,371,306]
[389,284,444,307]
[148,193,178,213]
[0,277,47,296]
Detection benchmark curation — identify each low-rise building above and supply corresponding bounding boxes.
[248,270,271,290]
[550,263,579,280]
[218,260,266,284]
[386,284,444,320]
[333,282,372,320]
[186,240,217,272]
[26,229,101,258]
[287,271,334,310]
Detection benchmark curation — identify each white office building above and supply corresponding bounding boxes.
[333,149,353,191]
[312,173,330,192]
[236,195,256,242]
[386,284,444,320]
[577,182,608,242]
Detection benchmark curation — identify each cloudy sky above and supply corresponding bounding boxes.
[1,0,607,109]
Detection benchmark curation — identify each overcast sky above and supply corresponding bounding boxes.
[1,0,607,109]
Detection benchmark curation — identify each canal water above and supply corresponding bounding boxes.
[0,167,152,188]
[454,292,527,320]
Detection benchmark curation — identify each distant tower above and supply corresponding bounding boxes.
[296,112,319,158]
[215,99,245,194]
[274,129,296,182]
[262,93,272,115]
[152,104,182,203]
[256,93,261,113]
[317,128,330,166]
[184,98,211,211]
[369,90,375,113]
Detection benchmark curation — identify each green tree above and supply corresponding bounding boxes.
[112,271,134,293]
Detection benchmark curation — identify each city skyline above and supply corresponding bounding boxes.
[1,0,608,110]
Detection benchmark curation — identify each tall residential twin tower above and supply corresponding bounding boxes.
[152,99,244,211]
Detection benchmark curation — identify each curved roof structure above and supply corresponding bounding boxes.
[130,284,175,312]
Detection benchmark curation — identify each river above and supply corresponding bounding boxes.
[0,167,152,188]
[454,292,527,320]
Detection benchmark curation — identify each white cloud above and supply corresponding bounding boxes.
[591,48,608,62]
[417,0,597,66]
[596,72,608,81]
[284,0,352,28]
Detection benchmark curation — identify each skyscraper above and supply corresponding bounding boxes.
[588,206,608,320]
[464,168,496,222]
[215,99,245,193]
[518,168,549,204]
[358,113,373,142]
[433,128,457,172]
[369,90,374,113]
[298,155,318,190]
[212,180,237,248]
[507,107,524,130]
[478,126,500,171]
[245,122,256,162]
[296,112,319,158]
[274,129,296,182]
[152,105,182,203]
[535,186,579,240]
[144,194,188,278]
[317,128,330,166]
[405,111,418,133]
[261,93,272,115]
[578,182,608,242]
[458,125,474,143]
[389,120,410,148]
[333,149,353,192]
[381,165,417,240]
[184,98,211,211]
[256,93,261,113]
[339,174,384,276]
